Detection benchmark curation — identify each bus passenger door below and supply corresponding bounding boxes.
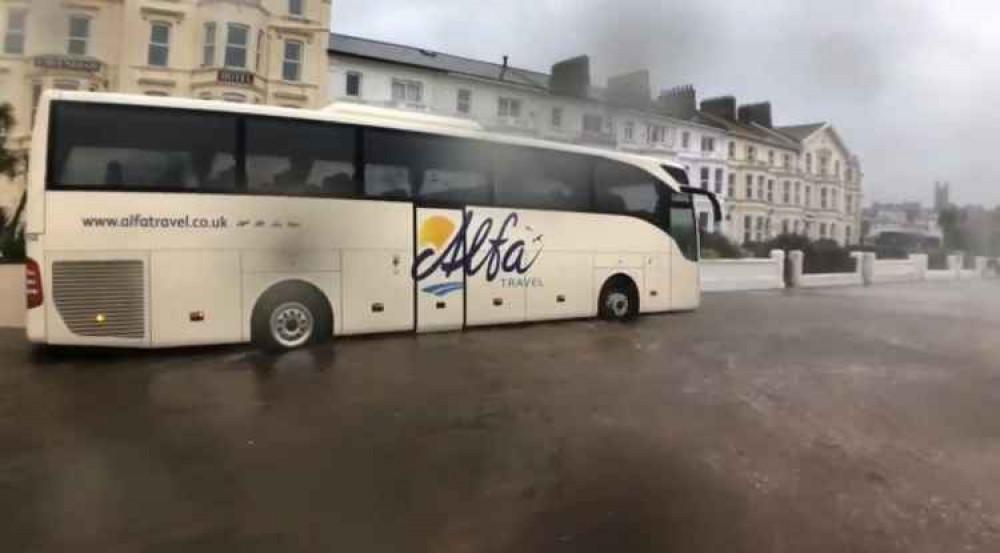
[670,193,701,310]
[414,208,466,332]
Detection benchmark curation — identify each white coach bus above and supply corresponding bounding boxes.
[23,91,720,350]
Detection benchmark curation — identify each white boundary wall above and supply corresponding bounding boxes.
[790,251,864,288]
[0,264,24,328]
[701,250,785,292]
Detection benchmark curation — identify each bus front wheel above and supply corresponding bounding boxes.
[599,276,639,322]
[252,282,333,351]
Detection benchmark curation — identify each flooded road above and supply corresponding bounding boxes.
[2,281,1000,552]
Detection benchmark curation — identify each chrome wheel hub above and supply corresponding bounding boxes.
[270,302,314,348]
[606,292,630,318]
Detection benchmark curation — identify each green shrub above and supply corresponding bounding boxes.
[699,231,743,259]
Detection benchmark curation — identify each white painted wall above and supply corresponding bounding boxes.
[700,250,785,292]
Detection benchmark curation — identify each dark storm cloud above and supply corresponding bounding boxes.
[335,0,1000,206]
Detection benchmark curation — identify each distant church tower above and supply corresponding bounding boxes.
[934,181,951,211]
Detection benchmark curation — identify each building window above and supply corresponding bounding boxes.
[756,217,765,242]
[345,72,362,97]
[255,30,265,72]
[3,9,26,55]
[835,160,841,178]
[744,215,752,244]
[497,97,522,118]
[68,15,90,56]
[767,179,774,203]
[793,220,800,234]
[202,22,216,67]
[794,182,801,205]
[747,145,756,162]
[282,40,302,81]
[700,167,710,190]
[728,141,736,159]
[768,150,774,166]
[727,173,735,198]
[289,0,304,16]
[701,136,715,153]
[224,24,250,68]
[456,89,471,114]
[830,223,837,241]
[551,107,563,128]
[820,187,828,209]
[714,168,724,194]
[846,226,852,243]
[393,79,424,105]
[681,131,690,149]
[745,174,753,199]
[583,114,604,133]
[758,176,765,201]
[783,181,790,204]
[624,121,635,142]
[846,167,854,183]
[805,152,813,173]
[148,22,170,67]
[806,186,812,207]
[782,220,789,235]
[846,193,853,214]
[783,153,790,169]
[647,124,665,144]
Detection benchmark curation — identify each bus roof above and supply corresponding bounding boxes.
[42,90,686,192]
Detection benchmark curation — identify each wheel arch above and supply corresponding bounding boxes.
[599,272,641,313]
[248,278,335,342]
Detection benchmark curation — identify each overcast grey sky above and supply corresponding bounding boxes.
[334,0,1000,207]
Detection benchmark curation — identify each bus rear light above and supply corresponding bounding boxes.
[25,258,43,309]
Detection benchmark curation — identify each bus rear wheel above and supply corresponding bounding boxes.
[599,277,638,322]
[252,282,332,351]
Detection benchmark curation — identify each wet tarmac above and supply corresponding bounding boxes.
[2,280,1000,552]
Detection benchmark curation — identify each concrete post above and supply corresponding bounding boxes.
[850,251,865,277]
[909,253,928,281]
[788,250,804,288]
[975,256,988,278]
[948,255,961,279]
[770,250,786,288]
[861,252,876,286]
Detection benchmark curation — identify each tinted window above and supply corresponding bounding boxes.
[364,129,417,200]
[494,146,591,211]
[594,160,666,227]
[51,102,237,191]
[416,137,492,207]
[246,117,357,197]
[670,192,698,261]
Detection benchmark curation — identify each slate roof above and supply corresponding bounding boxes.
[698,111,801,150]
[775,123,827,142]
[329,33,551,90]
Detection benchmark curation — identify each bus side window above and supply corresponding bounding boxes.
[50,103,237,191]
[493,146,591,212]
[417,137,493,207]
[363,129,415,201]
[593,159,665,229]
[669,192,698,261]
[245,117,357,197]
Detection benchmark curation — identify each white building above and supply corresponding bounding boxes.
[326,33,863,246]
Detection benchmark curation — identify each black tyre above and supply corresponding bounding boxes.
[251,282,332,351]
[598,277,638,321]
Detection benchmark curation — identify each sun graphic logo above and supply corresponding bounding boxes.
[419,216,456,252]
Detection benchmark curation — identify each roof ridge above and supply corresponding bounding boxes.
[329,32,548,77]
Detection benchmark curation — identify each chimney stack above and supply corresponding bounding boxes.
[657,85,697,119]
[700,96,737,121]
[737,102,773,128]
[550,56,591,99]
[606,70,652,110]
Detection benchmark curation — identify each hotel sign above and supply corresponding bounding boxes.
[34,56,102,73]
[217,69,254,86]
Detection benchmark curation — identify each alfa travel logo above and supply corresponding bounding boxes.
[413,211,543,297]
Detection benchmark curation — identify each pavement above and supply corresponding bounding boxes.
[2,280,1000,552]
